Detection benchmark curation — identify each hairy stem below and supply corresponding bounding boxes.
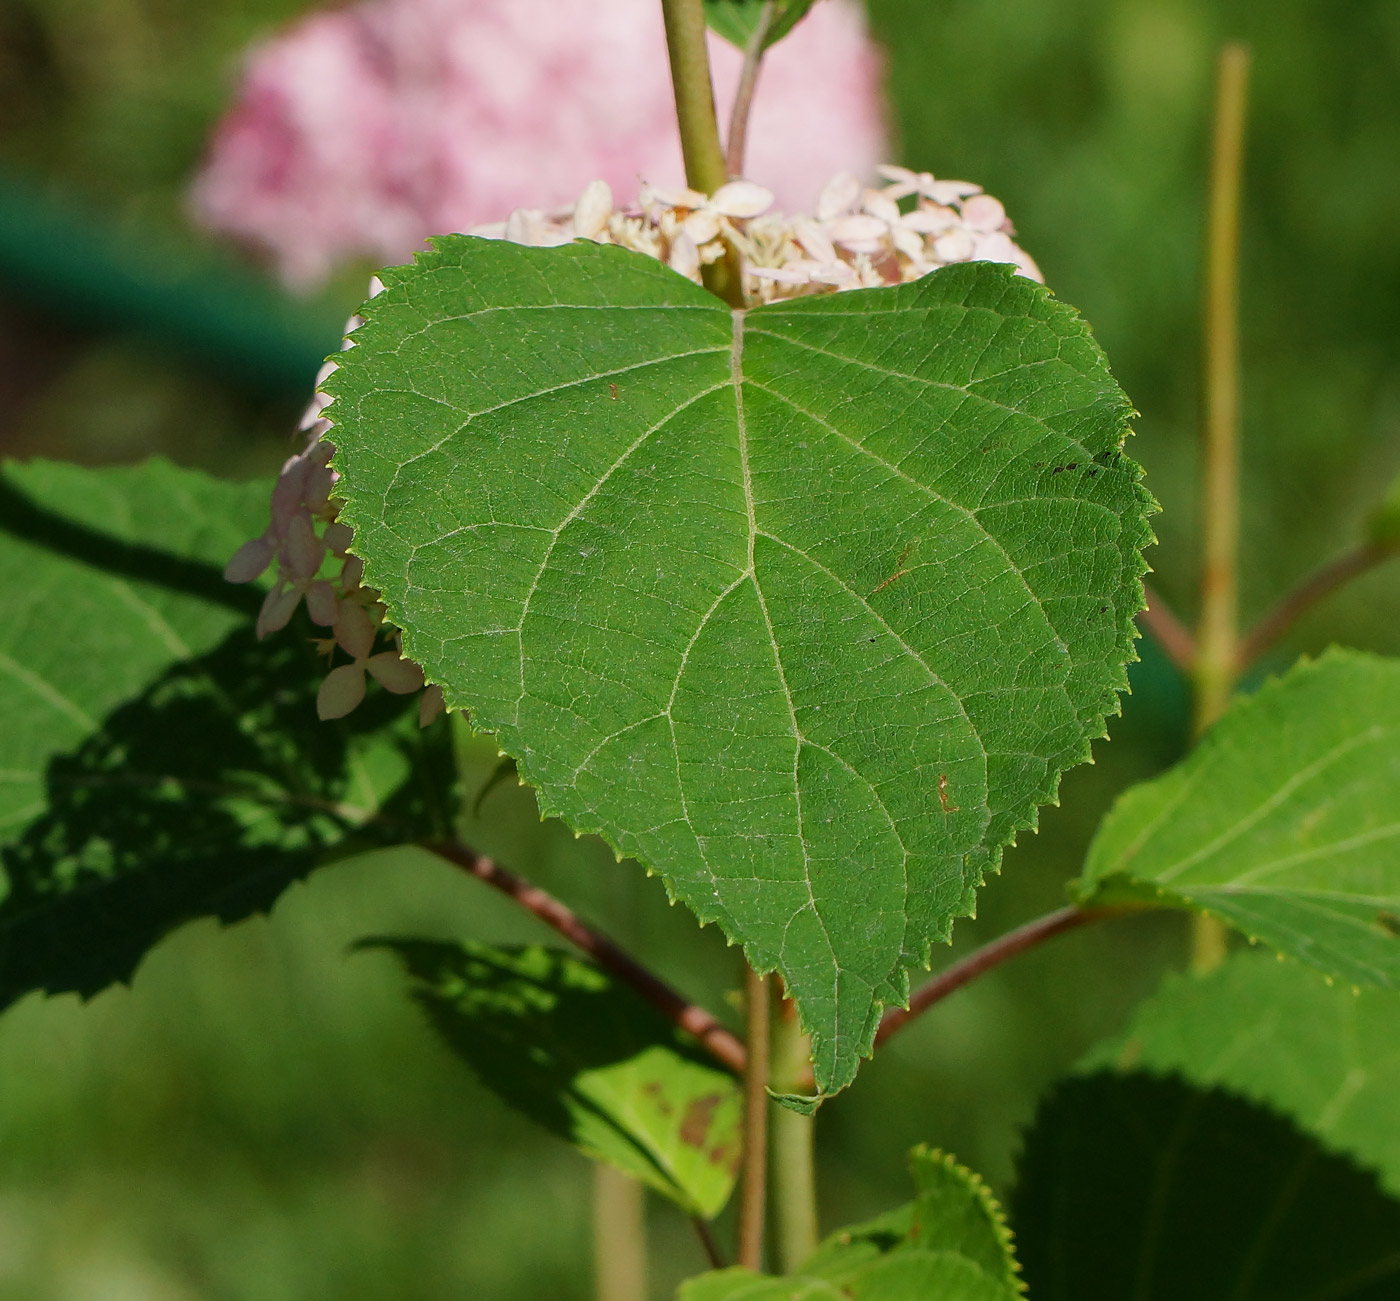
[1238,542,1399,668]
[1139,582,1197,674]
[874,906,1132,1050]
[737,966,771,1270]
[725,1,776,178]
[660,0,744,305]
[770,989,819,1272]
[426,840,746,1075]
[594,1165,647,1301]
[1192,42,1251,971]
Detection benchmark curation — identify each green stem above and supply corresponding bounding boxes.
[660,0,729,193]
[594,1165,647,1301]
[659,0,744,305]
[770,990,818,1272]
[736,966,771,1270]
[1191,41,1251,973]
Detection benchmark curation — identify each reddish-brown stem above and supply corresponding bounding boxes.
[692,1217,727,1270]
[725,1,775,177]
[425,841,746,1075]
[1139,582,1197,674]
[1238,542,1398,669]
[873,906,1129,1050]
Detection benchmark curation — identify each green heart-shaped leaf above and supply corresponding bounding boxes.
[325,239,1150,1094]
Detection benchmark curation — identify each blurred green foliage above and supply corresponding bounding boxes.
[0,0,1397,1296]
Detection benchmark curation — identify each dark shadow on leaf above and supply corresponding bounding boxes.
[1012,1072,1400,1300]
[0,475,260,618]
[366,938,709,1135]
[361,939,742,1211]
[0,616,454,1007]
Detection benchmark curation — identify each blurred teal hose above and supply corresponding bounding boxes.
[0,166,345,399]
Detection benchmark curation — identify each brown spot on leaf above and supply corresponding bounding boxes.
[680,1094,723,1149]
[609,383,619,400]
[938,772,959,815]
[642,1080,673,1116]
[871,540,917,597]
[709,1136,742,1174]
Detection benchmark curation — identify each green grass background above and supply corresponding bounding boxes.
[0,0,1398,1295]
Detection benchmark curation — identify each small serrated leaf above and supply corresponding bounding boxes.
[907,1147,1023,1294]
[363,938,741,1217]
[1076,649,1400,990]
[681,1143,1021,1299]
[1013,1072,1400,1299]
[325,238,1150,1096]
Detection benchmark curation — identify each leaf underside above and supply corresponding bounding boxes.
[325,238,1150,1094]
[1012,1072,1400,1300]
[364,939,741,1217]
[703,0,816,50]
[1077,650,1400,990]
[680,1144,1022,1299]
[1084,950,1400,1199]
[0,460,450,1008]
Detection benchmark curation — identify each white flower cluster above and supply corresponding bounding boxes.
[224,287,445,726]
[471,164,1041,301]
[227,166,1040,726]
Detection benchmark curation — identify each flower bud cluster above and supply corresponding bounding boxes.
[228,165,1039,727]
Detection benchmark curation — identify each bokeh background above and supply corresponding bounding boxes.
[0,0,1398,1296]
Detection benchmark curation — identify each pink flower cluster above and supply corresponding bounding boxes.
[190,0,886,289]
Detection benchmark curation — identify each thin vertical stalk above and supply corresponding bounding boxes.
[770,990,818,1271]
[659,0,744,305]
[660,0,729,193]
[737,966,771,1270]
[1191,41,1251,973]
[594,1165,647,1301]
[725,1,776,178]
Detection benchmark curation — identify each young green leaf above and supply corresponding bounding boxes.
[0,459,451,1007]
[679,1145,1021,1299]
[1076,650,1400,989]
[1012,1072,1400,1299]
[703,0,815,51]
[1084,950,1400,1198]
[324,238,1150,1095]
[362,939,741,1218]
